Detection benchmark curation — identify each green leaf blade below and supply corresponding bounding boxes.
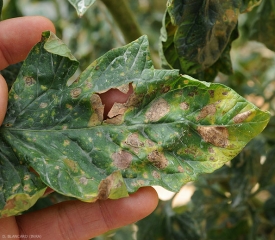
[0,138,46,217]
[68,0,97,17]
[0,32,270,215]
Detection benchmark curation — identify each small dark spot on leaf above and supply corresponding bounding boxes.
[98,178,111,200]
[40,35,47,42]
[23,175,30,181]
[112,151,133,169]
[152,171,161,179]
[208,147,214,153]
[180,102,189,110]
[161,85,170,93]
[66,104,73,110]
[70,88,82,99]
[85,81,92,89]
[23,185,31,192]
[63,158,79,173]
[210,156,215,161]
[148,150,168,169]
[125,133,144,148]
[79,177,88,185]
[185,147,197,156]
[178,166,184,173]
[222,91,228,95]
[188,90,198,97]
[197,126,229,148]
[208,90,214,98]
[233,111,252,123]
[39,102,48,108]
[24,76,36,86]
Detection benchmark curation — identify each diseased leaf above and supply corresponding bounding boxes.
[189,138,273,239]
[0,32,270,216]
[246,0,275,52]
[68,0,96,17]
[160,0,240,79]
[0,140,46,217]
[160,0,262,81]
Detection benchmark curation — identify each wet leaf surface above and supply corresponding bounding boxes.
[0,31,270,216]
[160,0,262,81]
[68,0,96,17]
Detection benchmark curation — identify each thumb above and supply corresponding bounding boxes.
[0,75,8,125]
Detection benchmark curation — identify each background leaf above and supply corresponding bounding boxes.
[137,200,200,240]
[160,0,262,81]
[68,0,96,17]
[244,0,275,52]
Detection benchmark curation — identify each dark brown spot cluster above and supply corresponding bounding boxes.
[24,76,36,86]
[196,104,217,121]
[197,126,229,148]
[88,94,104,126]
[97,179,111,200]
[148,150,168,169]
[161,85,170,93]
[208,90,214,98]
[125,133,144,148]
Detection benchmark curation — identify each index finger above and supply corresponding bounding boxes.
[0,16,55,70]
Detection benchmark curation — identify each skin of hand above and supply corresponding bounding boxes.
[0,16,158,239]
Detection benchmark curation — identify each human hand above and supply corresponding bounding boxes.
[0,16,158,239]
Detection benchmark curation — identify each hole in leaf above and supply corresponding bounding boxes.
[99,83,133,120]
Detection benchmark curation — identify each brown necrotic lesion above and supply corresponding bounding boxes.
[197,126,229,148]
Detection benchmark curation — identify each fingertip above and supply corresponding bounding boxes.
[99,186,159,230]
[0,75,8,125]
[130,186,159,216]
[30,16,56,33]
[0,16,56,69]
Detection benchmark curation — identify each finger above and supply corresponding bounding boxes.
[0,76,8,125]
[0,16,55,70]
[15,187,158,240]
[0,217,19,237]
